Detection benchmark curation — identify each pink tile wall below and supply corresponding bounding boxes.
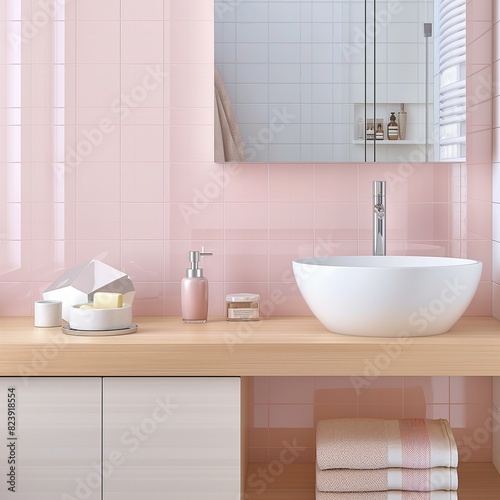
[492,0,500,319]
[0,0,492,318]
[467,0,494,317]
[248,376,493,464]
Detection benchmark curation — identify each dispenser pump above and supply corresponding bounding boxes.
[186,250,212,278]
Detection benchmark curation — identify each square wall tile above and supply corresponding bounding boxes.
[357,377,404,406]
[315,203,359,242]
[72,126,120,164]
[269,203,314,240]
[404,376,450,405]
[32,203,65,240]
[170,21,214,64]
[169,162,224,203]
[223,163,269,203]
[121,21,164,64]
[130,281,165,316]
[493,162,500,203]
[76,203,121,240]
[121,240,164,282]
[314,377,358,405]
[268,427,315,450]
[121,203,164,240]
[451,403,492,462]
[358,404,404,419]
[121,0,164,20]
[269,404,313,429]
[224,240,268,282]
[407,203,450,241]
[269,377,314,404]
[269,239,314,283]
[169,202,224,240]
[0,283,33,315]
[32,239,76,282]
[494,377,500,411]
[120,64,165,110]
[224,203,268,240]
[407,163,451,203]
[76,64,120,109]
[170,124,214,162]
[450,376,492,405]
[121,125,164,163]
[76,21,120,64]
[170,0,214,21]
[315,404,359,423]
[492,405,500,472]
[77,0,120,20]
[269,164,314,202]
[266,281,311,316]
[121,163,164,203]
[76,163,120,203]
[251,377,269,405]
[314,164,358,203]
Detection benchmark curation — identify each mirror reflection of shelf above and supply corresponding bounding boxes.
[354,102,432,145]
[352,140,429,145]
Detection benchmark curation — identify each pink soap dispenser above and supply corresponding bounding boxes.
[181,249,212,323]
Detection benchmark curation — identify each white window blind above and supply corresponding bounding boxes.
[438,0,466,161]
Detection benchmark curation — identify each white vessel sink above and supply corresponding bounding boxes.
[292,256,482,337]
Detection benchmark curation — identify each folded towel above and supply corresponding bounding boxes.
[317,419,458,470]
[316,491,458,500]
[316,465,458,492]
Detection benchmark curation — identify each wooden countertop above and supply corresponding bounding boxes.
[1,316,500,376]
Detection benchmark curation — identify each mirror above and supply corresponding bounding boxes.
[214,0,466,163]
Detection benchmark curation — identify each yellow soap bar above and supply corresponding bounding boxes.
[93,292,123,309]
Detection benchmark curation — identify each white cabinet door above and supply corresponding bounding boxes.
[103,377,240,500]
[0,377,102,500]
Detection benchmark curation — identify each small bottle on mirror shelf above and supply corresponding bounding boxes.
[387,112,399,140]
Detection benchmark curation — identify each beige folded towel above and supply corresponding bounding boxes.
[316,465,458,492]
[317,419,458,470]
[316,491,458,500]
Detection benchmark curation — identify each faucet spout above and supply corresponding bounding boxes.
[373,181,386,256]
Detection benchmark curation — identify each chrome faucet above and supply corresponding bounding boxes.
[373,180,386,256]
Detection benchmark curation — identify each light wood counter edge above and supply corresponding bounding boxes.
[0,316,499,376]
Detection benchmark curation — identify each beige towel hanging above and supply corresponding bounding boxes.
[214,68,247,162]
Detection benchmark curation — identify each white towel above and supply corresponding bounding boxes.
[316,491,458,500]
[316,419,458,470]
[316,464,458,492]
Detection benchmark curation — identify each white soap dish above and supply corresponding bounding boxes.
[69,303,132,331]
[62,323,138,336]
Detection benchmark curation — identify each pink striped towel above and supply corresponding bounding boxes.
[316,464,458,492]
[316,491,458,499]
[316,418,458,470]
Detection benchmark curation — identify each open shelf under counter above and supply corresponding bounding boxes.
[1,316,500,376]
[244,463,500,499]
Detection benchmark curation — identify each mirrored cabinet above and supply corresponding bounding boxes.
[214,0,466,163]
